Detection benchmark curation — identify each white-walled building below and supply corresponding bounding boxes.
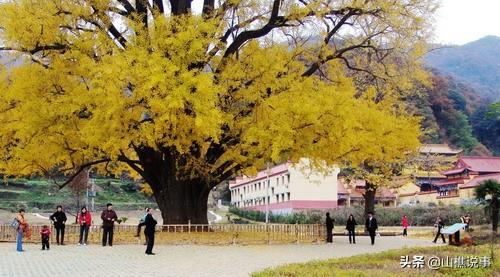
[229,160,339,214]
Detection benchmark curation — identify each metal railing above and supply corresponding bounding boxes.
[0,223,326,245]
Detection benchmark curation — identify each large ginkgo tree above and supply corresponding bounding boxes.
[0,0,436,224]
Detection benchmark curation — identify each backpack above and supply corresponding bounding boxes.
[10,218,20,230]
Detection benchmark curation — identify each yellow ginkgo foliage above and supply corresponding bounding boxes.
[0,0,437,223]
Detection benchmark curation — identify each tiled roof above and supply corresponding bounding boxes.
[229,163,290,188]
[459,156,500,173]
[441,156,500,176]
[338,178,395,199]
[461,173,500,188]
[441,167,466,175]
[433,178,465,186]
[337,179,349,194]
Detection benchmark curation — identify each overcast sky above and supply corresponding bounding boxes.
[190,0,500,46]
[433,0,500,45]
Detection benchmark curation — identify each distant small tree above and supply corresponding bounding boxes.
[475,179,500,233]
[68,167,89,222]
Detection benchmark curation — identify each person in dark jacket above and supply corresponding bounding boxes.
[101,203,118,246]
[365,212,378,245]
[433,216,446,243]
[137,207,150,245]
[144,208,157,255]
[325,212,334,243]
[49,205,67,245]
[346,214,357,244]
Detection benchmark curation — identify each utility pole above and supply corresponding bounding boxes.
[265,162,270,224]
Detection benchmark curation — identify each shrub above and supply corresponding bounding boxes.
[229,205,490,226]
[120,182,137,192]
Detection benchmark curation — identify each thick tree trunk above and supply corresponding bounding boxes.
[135,146,215,225]
[364,182,376,218]
[153,178,211,224]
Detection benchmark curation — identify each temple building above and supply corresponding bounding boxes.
[337,179,397,207]
[399,156,500,205]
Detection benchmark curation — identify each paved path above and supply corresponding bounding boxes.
[0,236,439,277]
[208,210,223,223]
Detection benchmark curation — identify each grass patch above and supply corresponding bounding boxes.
[0,178,155,212]
[253,243,499,277]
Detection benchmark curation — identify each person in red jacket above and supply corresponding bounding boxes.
[78,206,92,246]
[40,225,51,250]
[402,215,409,237]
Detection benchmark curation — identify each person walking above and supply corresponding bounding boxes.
[40,225,51,250]
[14,209,28,252]
[433,216,446,243]
[365,212,378,245]
[78,207,92,246]
[101,203,118,246]
[401,215,409,237]
[49,205,67,245]
[325,212,334,243]
[144,208,157,255]
[346,214,357,244]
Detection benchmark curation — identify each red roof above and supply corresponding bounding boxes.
[337,179,349,194]
[441,167,466,175]
[229,163,290,188]
[461,173,500,188]
[458,156,500,173]
[338,178,395,198]
[433,178,464,186]
[441,156,500,176]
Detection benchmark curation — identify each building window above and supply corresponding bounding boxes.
[276,195,279,203]
[281,193,285,202]
[287,174,290,184]
[282,176,285,185]
[258,182,261,190]
[277,177,279,186]
[287,192,290,201]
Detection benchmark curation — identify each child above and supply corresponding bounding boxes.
[40,225,51,250]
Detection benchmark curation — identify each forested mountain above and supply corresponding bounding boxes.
[409,72,499,155]
[416,36,500,155]
[425,35,500,101]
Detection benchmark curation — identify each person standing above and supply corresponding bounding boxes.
[135,207,149,243]
[325,212,334,243]
[78,206,92,246]
[401,215,409,237]
[433,216,446,243]
[49,205,67,245]
[14,209,27,252]
[144,208,157,255]
[40,225,51,250]
[101,203,118,246]
[464,214,472,231]
[346,214,357,244]
[365,212,378,245]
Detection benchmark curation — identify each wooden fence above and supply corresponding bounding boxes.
[0,224,326,245]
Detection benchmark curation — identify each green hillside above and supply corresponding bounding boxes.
[0,178,155,213]
[408,73,499,155]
